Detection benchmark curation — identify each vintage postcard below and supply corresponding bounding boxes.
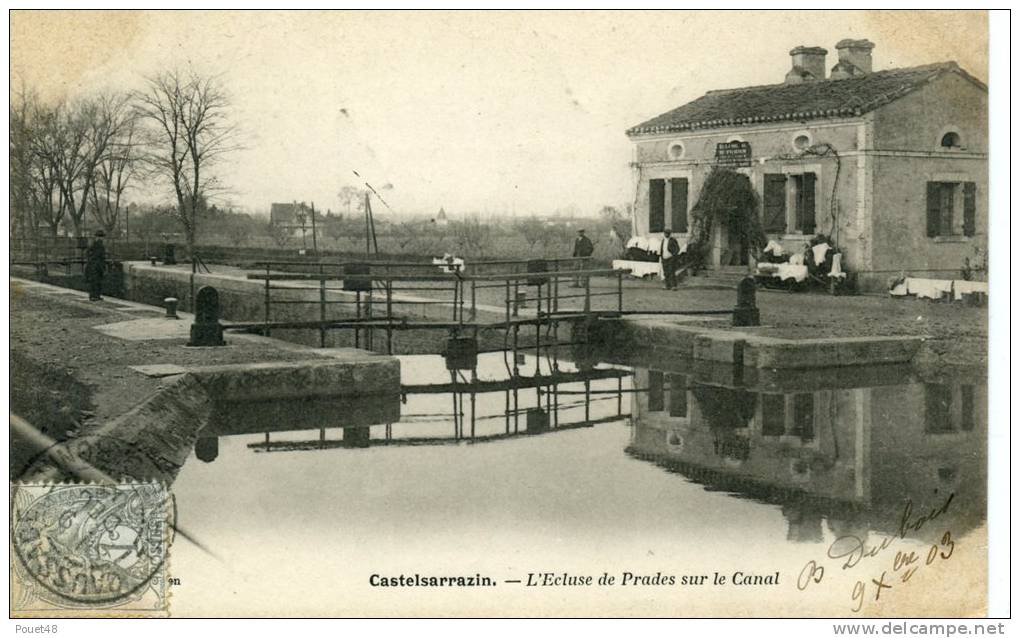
[8,9,1002,621]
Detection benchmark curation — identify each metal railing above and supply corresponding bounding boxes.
[239,258,625,353]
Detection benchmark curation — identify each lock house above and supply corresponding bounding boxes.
[625,39,987,291]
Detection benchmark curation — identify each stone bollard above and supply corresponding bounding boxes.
[164,297,179,319]
[525,408,550,434]
[195,437,219,463]
[732,277,760,327]
[188,286,225,346]
[444,335,478,370]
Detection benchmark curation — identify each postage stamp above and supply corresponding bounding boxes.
[10,482,172,617]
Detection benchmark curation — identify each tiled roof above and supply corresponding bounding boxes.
[626,62,986,136]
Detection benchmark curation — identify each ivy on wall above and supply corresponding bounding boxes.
[684,168,767,270]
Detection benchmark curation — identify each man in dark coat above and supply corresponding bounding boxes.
[85,230,107,301]
[571,229,594,287]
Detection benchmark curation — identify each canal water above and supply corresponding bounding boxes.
[168,351,987,617]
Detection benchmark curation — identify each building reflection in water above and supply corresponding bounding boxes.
[625,357,987,544]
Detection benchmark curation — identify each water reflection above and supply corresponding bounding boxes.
[195,347,632,455]
[189,344,986,547]
[623,355,987,544]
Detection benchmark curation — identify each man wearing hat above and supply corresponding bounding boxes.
[660,229,681,290]
[571,228,594,287]
[85,230,107,301]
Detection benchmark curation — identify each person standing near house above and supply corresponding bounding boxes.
[571,229,594,287]
[660,229,681,290]
[85,230,107,301]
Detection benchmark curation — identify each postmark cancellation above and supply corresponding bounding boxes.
[10,482,172,617]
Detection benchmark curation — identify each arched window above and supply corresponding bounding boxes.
[940,131,962,149]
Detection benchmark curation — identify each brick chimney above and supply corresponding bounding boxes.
[830,38,875,78]
[786,46,828,84]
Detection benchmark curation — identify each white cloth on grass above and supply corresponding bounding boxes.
[952,280,988,300]
[776,264,809,282]
[811,242,830,266]
[829,253,846,279]
[763,240,785,256]
[905,278,953,300]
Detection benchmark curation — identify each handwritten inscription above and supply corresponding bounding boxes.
[796,492,958,612]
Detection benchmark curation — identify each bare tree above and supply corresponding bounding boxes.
[134,67,238,257]
[337,186,364,216]
[513,217,546,252]
[23,100,69,238]
[38,95,132,238]
[9,83,39,238]
[265,220,291,248]
[89,97,138,236]
[451,215,492,258]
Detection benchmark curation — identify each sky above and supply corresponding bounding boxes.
[10,10,988,219]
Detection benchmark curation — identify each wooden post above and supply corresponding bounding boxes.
[535,282,542,375]
[264,263,271,337]
[505,279,511,325]
[310,202,319,255]
[470,280,477,322]
[584,379,591,423]
[617,270,624,313]
[318,263,326,348]
[552,261,560,313]
[584,273,591,313]
[452,278,460,323]
[355,291,361,348]
[385,276,393,354]
[617,377,623,416]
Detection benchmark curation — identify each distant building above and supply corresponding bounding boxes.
[433,208,449,227]
[626,38,987,290]
[270,201,315,238]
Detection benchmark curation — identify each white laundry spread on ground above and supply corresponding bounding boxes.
[776,264,809,282]
[811,243,830,266]
[613,260,662,278]
[627,236,656,253]
[829,253,846,279]
[763,240,784,256]
[889,281,909,296]
[904,278,954,299]
[952,280,988,300]
[432,255,465,273]
[890,277,987,300]
[788,253,805,266]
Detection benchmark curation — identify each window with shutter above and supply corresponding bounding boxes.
[649,179,665,233]
[668,374,688,418]
[938,183,955,235]
[763,174,787,233]
[926,182,941,237]
[796,173,816,234]
[924,384,954,433]
[761,394,785,436]
[670,178,688,233]
[792,393,815,441]
[648,370,664,412]
[963,182,976,237]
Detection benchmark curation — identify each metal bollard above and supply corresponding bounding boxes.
[164,297,179,319]
[732,277,760,326]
